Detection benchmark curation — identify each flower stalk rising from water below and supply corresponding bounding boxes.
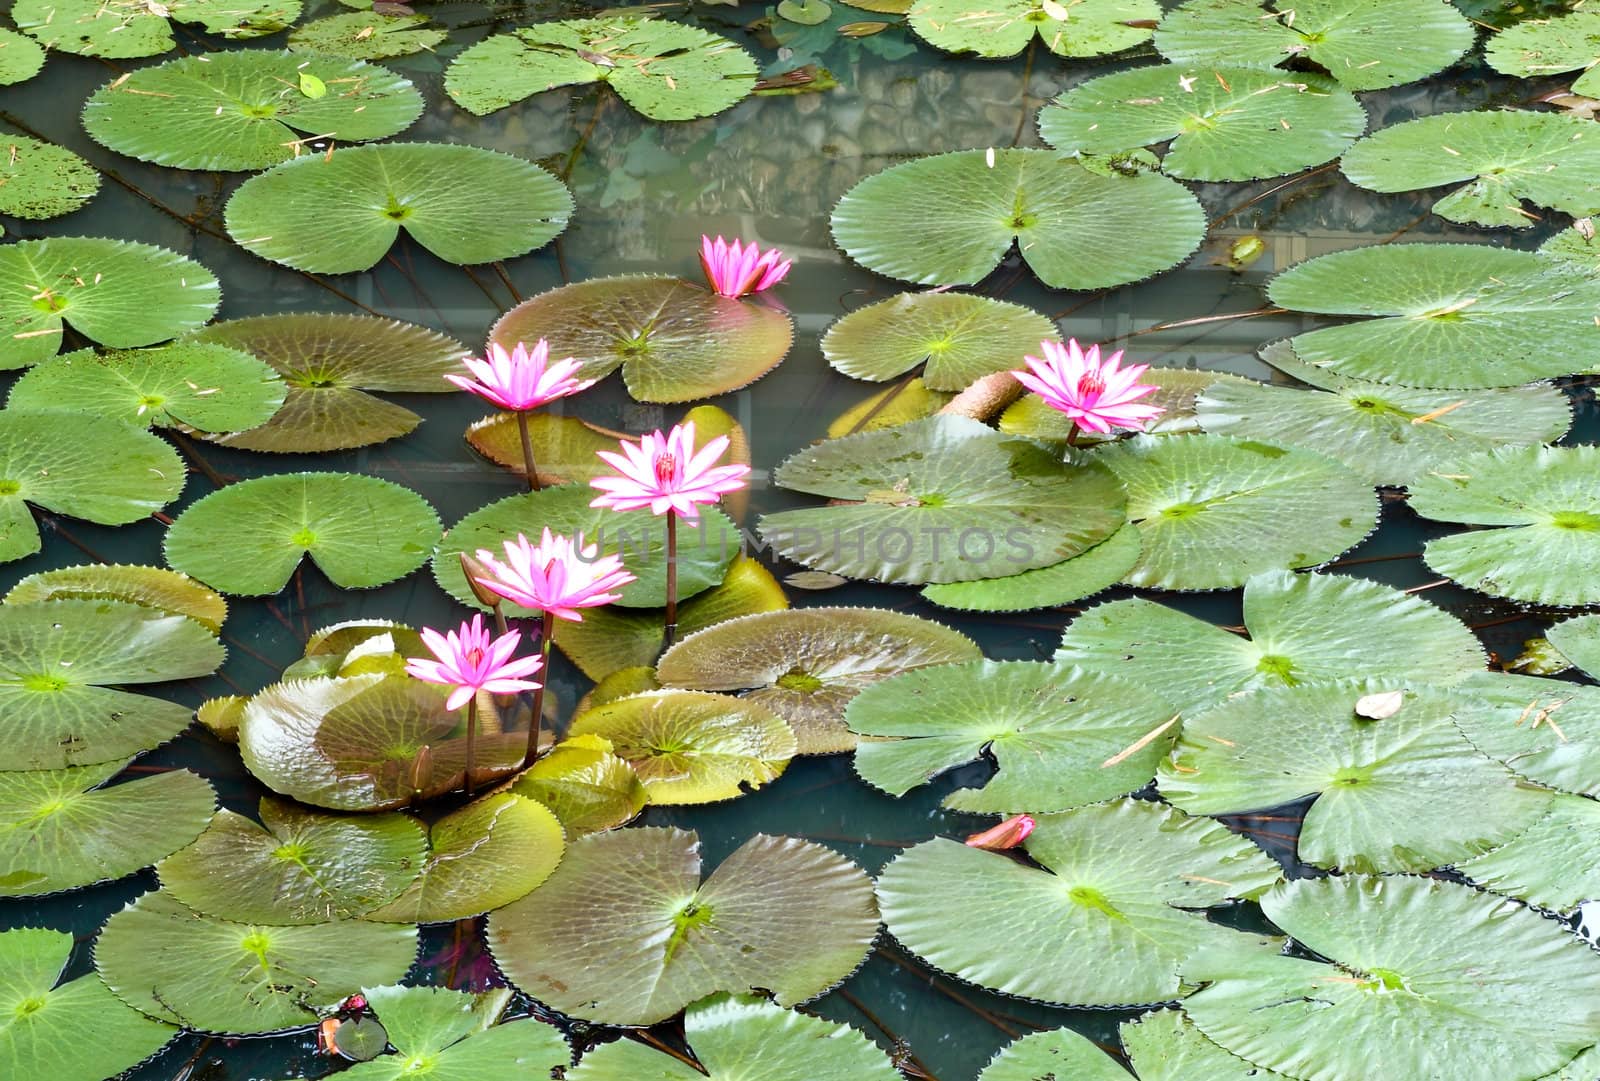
[446,339,594,491]
[699,235,792,298]
[1010,339,1162,445]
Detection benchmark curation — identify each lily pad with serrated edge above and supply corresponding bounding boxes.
[831,149,1206,289]
[487,828,879,1026]
[83,52,423,172]
[1040,65,1365,182]
[511,734,646,836]
[1548,613,1600,680]
[907,0,1159,59]
[444,15,756,120]
[655,606,981,755]
[821,292,1057,391]
[1154,0,1475,91]
[94,890,418,1035]
[1457,793,1600,915]
[164,472,441,597]
[0,927,177,1081]
[976,1027,1130,1081]
[225,142,572,274]
[1453,671,1600,798]
[1,762,214,897]
[157,797,426,924]
[999,367,1254,442]
[0,134,98,220]
[1159,682,1551,873]
[487,276,792,403]
[1182,875,1600,1081]
[1123,1009,1289,1081]
[921,521,1141,612]
[847,659,1178,814]
[0,27,47,85]
[0,599,224,771]
[465,412,626,486]
[288,12,447,59]
[877,799,1282,1007]
[0,236,221,370]
[328,985,571,1081]
[1091,434,1377,590]
[1542,221,1600,273]
[4,563,227,633]
[12,0,300,58]
[1488,8,1600,97]
[1267,244,1600,388]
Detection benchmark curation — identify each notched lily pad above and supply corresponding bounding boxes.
[333,985,570,1079]
[1487,9,1600,97]
[1453,671,1600,798]
[821,292,1057,391]
[920,521,1141,613]
[288,11,447,59]
[0,134,99,220]
[511,733,647,835]
[13,0,301,58]
[907,0,1161,59]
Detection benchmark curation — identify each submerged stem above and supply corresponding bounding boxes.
[516,411,540,491]
[664,511,679,649]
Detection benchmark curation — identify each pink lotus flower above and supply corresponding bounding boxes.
[589,421,750,520]
[446,339,594,412]
[473,527,636,623]
[1011,339,1163,436]
[405,614,544,712]
[700,235,792,298]
[964,814,1036,851]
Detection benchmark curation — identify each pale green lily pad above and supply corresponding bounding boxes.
[511,734,646,835]
[487,828,879,1026]
[286,619,426,680]
[877,799,1282,1006]
[487,276,792,403]
[1488,9,1600,97]
[1453,672,1600,798]
[0,134,98,219]
[1056,570,1483,711]
[466,411,620,484]
[1410,445,1600,606]
[157,797,426,923]
[83,52,422,172]
[655,606,981,755]
[13,0,300,58]
[828,378,953,436]
[568,690,796,804]
[0,236,221,369]
[225,142,572,274]
[1123,1009,1289,1081]
[1092,434,1377,590]
[907,0,1159,59]
[1159,683,1552,873]
[1,763,213,896]
[1341,110,1600,229]
[1040,65,1364,182]
[977,1028,1130,1081]
[849,660,1177,813]
[831,149,1206,289]
[94,890,418,1035]
[4,563,227,633]
[921,521,1141,612]
[0,599,224,771]
[0,28,47,85]
[1457,794,1600,915]
[328,985,570,1081]
[821,292,1057,391]
[1542,221,1600,273]
[164,472,441,596]
[444,16,756,119]
[1000,367,1255,442]
[288,12,447,59]
[1548,613,1600,679]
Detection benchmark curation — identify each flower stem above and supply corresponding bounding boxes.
[516,411,540,491]
[522,616,554,770]
[464,696,478,797]
[1065,422,1080,447]
[664,510,679,648]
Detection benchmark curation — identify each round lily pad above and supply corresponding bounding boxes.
[335,985,570,1080]
[288,11,447,59]
[1457,793,1600,916]
[1453,671,1600,798]
[977,1028,1130,1081]
[0,28,47,86]
[0,133,98,219]
[920,521,1142,612]
[4,563,227,633]
[1000,366,1254,443]
[831,149,1206,289]
[13,0,300,58]
[1487,8,1600,97]
[164,472,441,597]
[907,0,1160,59]
[511,733,647,836]
[225,142,573,274]
[488,276,792,403]
[821,292,1057,391]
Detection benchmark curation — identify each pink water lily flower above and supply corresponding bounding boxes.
[964,814,1036,851]
[406,614,544,712]
[589,421,750,520]
[700,235,792,298]
[473,528,636,623]
[446,339,594,412]
[1011,339,1163,436]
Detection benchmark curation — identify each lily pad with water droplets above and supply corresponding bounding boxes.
[288,12,447,60]
[1000,367,1253,443]
[326,985,570,1081]
[831,149,1206,289]
[1453,671,1600,798]
[1456,793,1600,915]
[821,292,1056,391]
[511,734,646,836]
[12,0,300,58]
[921,521,1141,612]
[907,0,1159,59]
[4,563,227,633]
[487,828,878,1026]
[1487,9,1600,97]
[0,134,98,220]
[0,28,47,86]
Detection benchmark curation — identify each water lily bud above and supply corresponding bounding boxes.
[964,814,1036,851]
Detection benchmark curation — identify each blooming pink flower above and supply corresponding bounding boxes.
[964,814,1036,851]
[445,339,594,412]
[473,527,636,622]
[589,421,750,520]
[405,614,544,712]
[1011,339,1163,436]
[700,235,792,298]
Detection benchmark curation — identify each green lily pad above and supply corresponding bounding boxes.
[157,797,426,923]
[655,606,981,755]
[1056,570,1483,711]
[1000,367,1255,443]
[13,0,300,58]
[831,149,1206,289]
[285,620,426,681]
[444,16,756,120]
[1040,65,1365,182]
[907,0,1160,59]
[0,927,177,1081]
[288,12,447,59]
[487,828,879,1026]
[779,0,833,24]
[828,378,953,436]
[225,142,572,274]
[1159,683,1552,873]
[187,313,467,453]
[1457,793,1600,916]
[1123,1009,1288,1081]
[511,733,646,835]
[1453,671,1600,798]
[568,690,796,804]
[1542,221,1600,273]
[921,521,1142,612]
[977,1028,1130,1081]
[0,28,47,86]
[1487,9,1600,97]
[328,986,570,1081]
[1,762,213,896]
[0,236,221,369]
[465,411,622,485]
[164,472,441,597]
[1266,244,1600,388]
[821,292,1057,391]
[1092,434,1377,590]
[4,563,227,633]
[94,890,418,1035]
[1548,613,1600,679]
[0,599,225,771]
[0,134,98,220]
[877,799,1282,1006]
[83,52,422,172]
[487,276,792,403]
[848,659,1178,813]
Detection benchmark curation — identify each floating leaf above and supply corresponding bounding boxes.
[1457,793,1600,916]
[511,734,646,835]
[907,0,1159,59]
[487,829,878,1026]
[3,563,227,632]
[1548,613,1600,679]
[465,411,621,484]
[1123,1009,1284,1081]
[831,149,1206,289]
[13,0,300,58]
[921,522,1141,612]
[1487,9,1600,97]
[821,292,1056,391]
[1000,367,1254,442]
[1542,220,1600,273]
[0,134,98,220]
[827,378,953,436]
[1453,672,1600,798]
[288,11,447,59]
[164,472,440,596]
[977,1028,1130,1081]
[332,985,570,1081]
[444,16,756,120]
[0,27,47,85]
[488,276,792,403]
[225,142,572,274]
